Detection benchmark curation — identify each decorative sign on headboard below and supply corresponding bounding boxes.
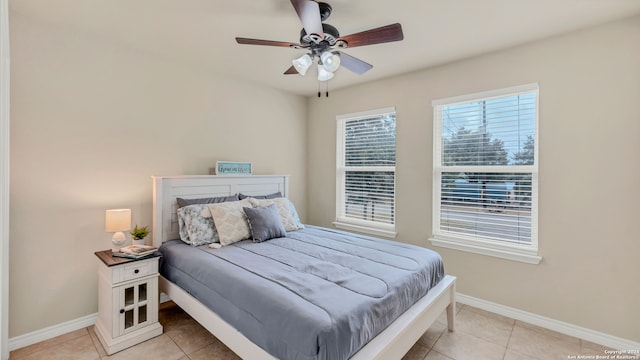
[215,161,253,175]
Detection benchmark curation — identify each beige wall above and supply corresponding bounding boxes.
[8,12,307,337]
[8,6,640,345]
[307,16,640,342]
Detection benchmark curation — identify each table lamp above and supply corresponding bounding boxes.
[105,209,131,251]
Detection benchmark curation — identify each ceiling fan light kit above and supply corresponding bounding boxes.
[235,0,404,94]
[320,51,340,73]
[292,54,313,75]
[317,65,334,81]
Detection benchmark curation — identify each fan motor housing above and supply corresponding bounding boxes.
[300,23,340,46]
[317,2,332,21]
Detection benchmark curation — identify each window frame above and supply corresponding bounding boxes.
[335,107,397,238]
[430,84,541,264]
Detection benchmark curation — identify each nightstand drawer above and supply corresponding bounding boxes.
[111,258,158,284]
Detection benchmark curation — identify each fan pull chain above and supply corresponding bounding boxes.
[317,82,330,98]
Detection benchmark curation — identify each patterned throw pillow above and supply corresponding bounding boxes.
[248,197,303,232]
[207,198,254,246]
[287,199,304,229]
[177,204,219,246]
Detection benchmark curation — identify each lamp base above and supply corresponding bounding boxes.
[111,231,126,252]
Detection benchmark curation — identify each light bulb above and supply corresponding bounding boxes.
[320,51,341,73]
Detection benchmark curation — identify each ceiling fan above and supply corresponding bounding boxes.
[235,0,404,86]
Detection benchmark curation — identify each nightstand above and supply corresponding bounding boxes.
[94,250,163,355]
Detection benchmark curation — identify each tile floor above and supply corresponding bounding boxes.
[10,301,615,360]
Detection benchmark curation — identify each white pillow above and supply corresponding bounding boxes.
[248,197,303,231]
[207,198,254,246]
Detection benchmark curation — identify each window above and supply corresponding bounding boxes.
[431,84,540,264]
[335,107,396,238]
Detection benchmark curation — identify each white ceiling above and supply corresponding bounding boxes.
[9,0,640,96]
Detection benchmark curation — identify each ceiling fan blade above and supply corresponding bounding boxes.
[290,0,323,39]
[284,65,299,75]
[236,37,301,48]
[337,23,404,48]
[337,52,373,75]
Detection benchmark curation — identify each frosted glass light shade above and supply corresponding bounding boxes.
[320,51,340,73]
[292,54,313,76]
[317,65,334,81]
[105,209,132,232]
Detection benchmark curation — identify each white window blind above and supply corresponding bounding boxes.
[336,108,396,237]
[432,84,540,263]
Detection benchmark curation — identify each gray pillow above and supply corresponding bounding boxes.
[177,194,239,208]
[243,204,287,242]
[238,192,282,200]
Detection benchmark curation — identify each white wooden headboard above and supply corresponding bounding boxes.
[151,175,289,247]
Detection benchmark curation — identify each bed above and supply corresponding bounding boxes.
[152,175,456,360]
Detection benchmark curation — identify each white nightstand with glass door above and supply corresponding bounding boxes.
[94,250,163,355]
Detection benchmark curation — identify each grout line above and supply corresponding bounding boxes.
[502,323,516,360]
[85,326,103,358]
[424,348,454,360]
[162,329,190,358]
[427,330,449,360]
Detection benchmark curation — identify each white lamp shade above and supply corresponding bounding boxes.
[292,54,313,76]
[320,51,340,73]
[317,65,334,81]
[105,209,132,232]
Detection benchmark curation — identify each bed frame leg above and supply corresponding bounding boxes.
[446,302,455,332]
[446,280,456,332]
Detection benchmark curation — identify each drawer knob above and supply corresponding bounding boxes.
[134,269,139,274]
[119,309,125,314]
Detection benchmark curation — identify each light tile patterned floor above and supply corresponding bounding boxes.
[10,302,615,360]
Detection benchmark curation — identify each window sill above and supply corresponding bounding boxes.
[333,221,397,239]
[429,236,542,264]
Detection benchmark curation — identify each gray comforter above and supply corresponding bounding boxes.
[159,226,444,360]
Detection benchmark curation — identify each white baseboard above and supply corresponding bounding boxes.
[7,313,97,352]
[9,294,172,352]
[8,293,640,354]
[457,293,640,351]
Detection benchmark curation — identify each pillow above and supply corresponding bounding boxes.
[238,192,282,200]
[177,194,239,208]
[243,205,287,242]
[287,199,304,229]
[207,198,254,246]
[177,204,219,245]
[248,197,303,232]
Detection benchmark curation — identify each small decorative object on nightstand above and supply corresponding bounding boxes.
[129,224,151,246]
[94,250,163,355]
